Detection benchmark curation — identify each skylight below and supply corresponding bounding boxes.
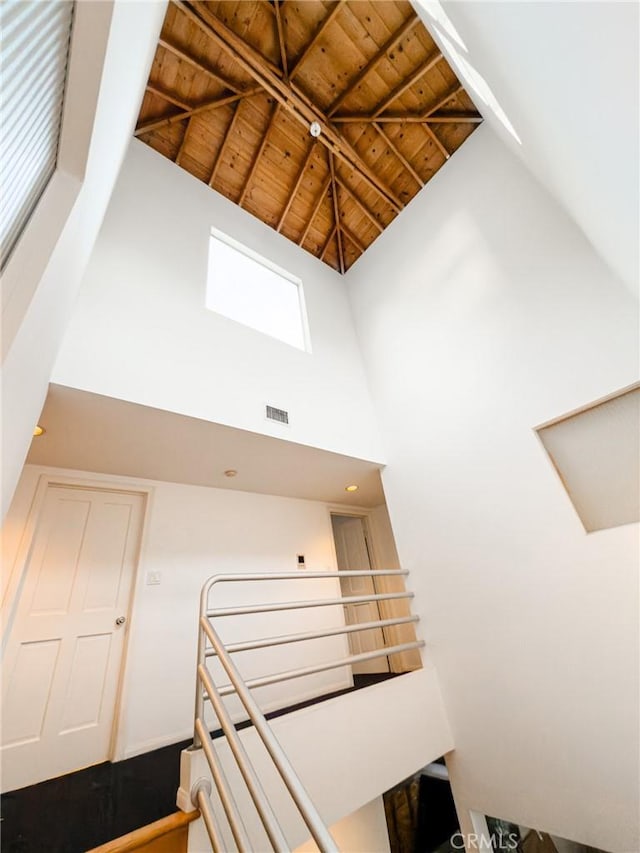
[206,229,310,352]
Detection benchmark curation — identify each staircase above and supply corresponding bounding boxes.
[178,570,453,851]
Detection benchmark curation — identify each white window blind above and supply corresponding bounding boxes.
[0,0,74,270]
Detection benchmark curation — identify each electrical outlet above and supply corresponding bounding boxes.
[297,554,305,569]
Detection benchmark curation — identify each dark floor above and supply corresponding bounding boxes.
[0,673,398,853]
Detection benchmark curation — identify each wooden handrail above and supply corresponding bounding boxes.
[85,810,199,853]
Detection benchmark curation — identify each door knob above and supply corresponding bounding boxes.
[115,616,126,626]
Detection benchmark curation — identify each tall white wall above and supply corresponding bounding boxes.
[347,124,639,852]
[3,465,355,759]
[52,140,383,464]
[414,1,639,297]
[0,2,166,519]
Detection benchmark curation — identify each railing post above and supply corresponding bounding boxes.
[193,583,211,748]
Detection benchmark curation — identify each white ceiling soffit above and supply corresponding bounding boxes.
[537,386,640,533]
[0,0,74,269]
[27,385,385,507]
[416,1,639,298]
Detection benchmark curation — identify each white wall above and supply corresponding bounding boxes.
[347,124,639,852]
[52,140,384,464]
[0,1,166,520]
[3,464,355,759]
[415,1,639,298]
[294,797,390,853]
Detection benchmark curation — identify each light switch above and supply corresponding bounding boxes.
[146,570,162,585]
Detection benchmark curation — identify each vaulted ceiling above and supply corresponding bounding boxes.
[135,1,482,273]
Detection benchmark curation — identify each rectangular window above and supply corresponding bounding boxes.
[206,228,310,351]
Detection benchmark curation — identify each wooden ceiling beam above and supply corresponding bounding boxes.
[177,1,403,213]
[373,123,424,188]
[274,0,288,81]
[134,88,262,136]
[208,101,244,187]
[145,84,192,111]
[340,222,365,255]
[299,171,331,247]
[372,49,443,118]
[288,1,345,80]
[320,225,337,262]
[277,141,316,232]
[335,176,384,234]
[421,123,450,160]
[327,13,419,118]
[238,102,280,207]
[329,154,345,274]
[332,113,482,124]
[158,38,244,93]
[175,119,192,166]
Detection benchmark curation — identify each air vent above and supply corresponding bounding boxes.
[266,405,289,425]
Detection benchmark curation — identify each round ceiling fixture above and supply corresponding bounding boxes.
[33,425,45,437]
[345,484,359,493]
[224,469,238,478]
[309,121,322,138]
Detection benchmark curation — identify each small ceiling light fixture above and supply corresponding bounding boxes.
[33,425,45,437]
[345,484,359,493]
[224,469,238,478]
[309,120,322,138]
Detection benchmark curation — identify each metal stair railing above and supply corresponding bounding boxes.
[191,570,424,852]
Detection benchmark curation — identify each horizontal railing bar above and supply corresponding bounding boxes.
[194,717,252,852]
[201,619,339,853]
[198,664,290,853]
[195,787,225,853]
[207,639,425,697]
[208,591,413,618]
[208,570,408,583]
[205,615,419,655]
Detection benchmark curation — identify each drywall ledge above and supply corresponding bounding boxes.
[179,668,453,851]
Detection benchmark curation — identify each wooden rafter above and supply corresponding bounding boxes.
[273,0,288,81]
[329,154,344,274]
[146,84,191,111]
[372,49,443,118]
[373,123,424,188]
[177,1,403,213]
[421,123,450,160]
[175,119,192,165]
[340,222,365,256]
[134,88,261,136]
[238,102,280,207]
[332,113,482,124]
[327,13,419,117]
[299,170,331,247]
[335,176,384,234]
[277,141,316,232]
[208,102,244,187]
[158,38,243,93]
[320,225,337,262]
[288,1,345,80]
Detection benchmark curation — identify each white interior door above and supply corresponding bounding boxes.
[1,485,145,792]
[331,515,389,675]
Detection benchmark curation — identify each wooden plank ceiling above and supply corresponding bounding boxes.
[135,1,482,274]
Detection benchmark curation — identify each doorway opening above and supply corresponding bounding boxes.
[330,513,390,675]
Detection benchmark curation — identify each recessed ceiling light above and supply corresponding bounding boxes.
[345,484,359,492]
[224,469,238,478]
[33,425,45,437]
